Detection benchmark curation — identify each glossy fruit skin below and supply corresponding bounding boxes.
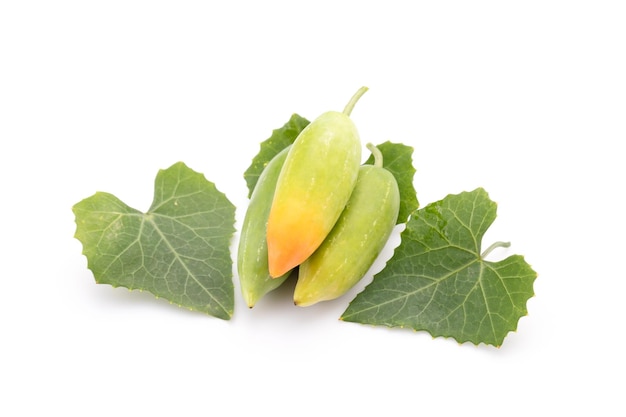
[237,147,291,308]
[266,111,361,278]
[294,164,400,307]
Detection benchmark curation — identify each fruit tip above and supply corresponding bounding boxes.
[293,296,316,308]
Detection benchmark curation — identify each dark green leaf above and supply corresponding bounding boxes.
[73,162,236,320]
[243,113,310,197]
[341,188,537,347]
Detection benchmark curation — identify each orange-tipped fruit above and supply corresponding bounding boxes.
[266,88,368,278]
[267,199,334,278]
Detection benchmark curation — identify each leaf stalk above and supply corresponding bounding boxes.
[481,241,511,259]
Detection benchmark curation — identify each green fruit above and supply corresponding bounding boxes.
[237,147,291,308]
[294,144,400,307]
[266,87,368,278]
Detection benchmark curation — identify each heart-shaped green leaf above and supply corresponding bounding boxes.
[73,162,236,319]
[341,188,537,347]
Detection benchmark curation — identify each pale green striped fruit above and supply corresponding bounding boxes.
[294,144,400,307]
[237,147,291,308]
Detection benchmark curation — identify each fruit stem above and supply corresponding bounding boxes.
[366,143,383,168]
[343,86,369,116]
[481,241,511,259]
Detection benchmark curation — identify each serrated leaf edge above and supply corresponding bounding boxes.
[340,189,538,348]
[73,162,236,320]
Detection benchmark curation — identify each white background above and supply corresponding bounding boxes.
[1,1,624,415]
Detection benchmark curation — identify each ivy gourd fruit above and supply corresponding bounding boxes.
[237,147,292,307]
[294,144,400,306]
[266,87,368,278]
